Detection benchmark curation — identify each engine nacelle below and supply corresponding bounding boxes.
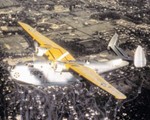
[34,42,48,56]
[36,47,48,56]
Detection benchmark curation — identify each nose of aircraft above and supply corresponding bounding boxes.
[10,65,24,80]
[10,64,41,85]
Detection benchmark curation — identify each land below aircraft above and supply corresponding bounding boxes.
[10,22,147,100]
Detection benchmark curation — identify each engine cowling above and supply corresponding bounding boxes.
[34,42,48,56]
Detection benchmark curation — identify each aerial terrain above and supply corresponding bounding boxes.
[0,0,150,120]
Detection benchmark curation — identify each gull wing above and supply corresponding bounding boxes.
[65,63,126,99]
[18,22,75,62]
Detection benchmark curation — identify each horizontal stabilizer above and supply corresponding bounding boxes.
[134,45,146,67]
[65,62,126,99]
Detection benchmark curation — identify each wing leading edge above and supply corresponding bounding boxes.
[65,63,126,99]
[18,22,75,62]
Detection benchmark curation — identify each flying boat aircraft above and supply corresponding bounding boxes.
[10,22,147,100]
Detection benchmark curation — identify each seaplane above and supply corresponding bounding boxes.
[10,22,147,100]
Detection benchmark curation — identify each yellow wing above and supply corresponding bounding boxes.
[18,22,75,62]
[65,62,126,99]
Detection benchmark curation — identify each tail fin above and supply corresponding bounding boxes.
[134,45,147,67]
[107,33,118,50]
[108,33,147,68]
[107,33,132,61]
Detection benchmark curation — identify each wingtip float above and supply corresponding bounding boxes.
[10,21,133,100]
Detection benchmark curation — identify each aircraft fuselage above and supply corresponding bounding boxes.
[10,59,128,85]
